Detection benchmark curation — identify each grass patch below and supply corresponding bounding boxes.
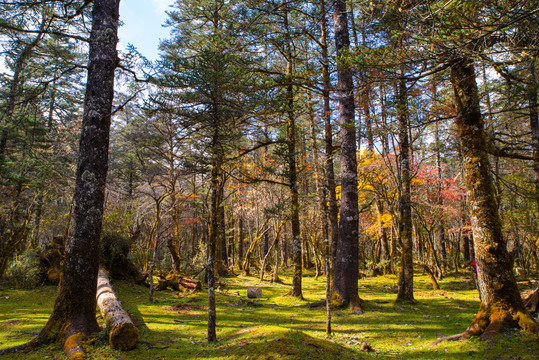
[0,271,537,359]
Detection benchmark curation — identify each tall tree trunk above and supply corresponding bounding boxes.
[435,57,538,343]
[207,155,220,342]
[260,221,285,281]
[319,0,339,274]
[237,217,244,270]
[308,86,332,332]
[32,72,58,249]
[1,2,121,358]
[396,71,414,303]
[528,58,539,211]
[220,196,227,266]
[272,239,280,282]
[283,6,302,299]
[331,0,361,313]
[434,117,447,274]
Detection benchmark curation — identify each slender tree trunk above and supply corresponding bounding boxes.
[260,221,285,281]
[434,118,447,273]
[396,71,414,303]
[319,0,339,274]
[528,58,539,211]
[207,156,220,343]
[435,57,538,343]
[220,195,228,266]
[307,86,332,331]
[331,0,361,312]
[167,235,181,274]
[238,217,244,270]
[32,74,58,249]
[283,7,302,299]
[148,238,159,302]
[273,235,280,282]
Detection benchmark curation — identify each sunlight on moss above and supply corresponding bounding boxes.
[0,272,537,359]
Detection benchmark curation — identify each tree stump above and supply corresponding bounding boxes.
[97,269,139,350]
[523,286,539,313]
[247,287,262,298]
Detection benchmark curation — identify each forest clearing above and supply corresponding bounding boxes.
[0,271,538,359]
[2,0,539,358]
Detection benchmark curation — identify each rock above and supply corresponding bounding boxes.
[247,287,262,299]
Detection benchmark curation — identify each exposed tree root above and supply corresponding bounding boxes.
[284,289,304,300]
[413,260,440,290]
[329,292,364,314]
[431,303,538,345]
[0,310,102,359]
[306,299,327,309]
[394,298,417,305]
[0,332,48,356]
[62,332,87,360]
[350,299,364,314]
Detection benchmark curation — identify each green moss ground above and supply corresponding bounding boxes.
[0,271,537,359]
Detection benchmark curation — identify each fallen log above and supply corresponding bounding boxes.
[154,272,201,292]
[97,269,139,350]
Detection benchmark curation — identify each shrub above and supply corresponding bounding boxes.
[101,232,140,280]
[2,250,42,289]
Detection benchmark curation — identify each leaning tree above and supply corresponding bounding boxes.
[0,0,120,358]
[422,0,539,340]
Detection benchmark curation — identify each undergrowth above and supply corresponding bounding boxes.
[0,271,537,359]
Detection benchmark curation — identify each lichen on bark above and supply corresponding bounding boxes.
[0,1,121,358]
[433,56,538,344]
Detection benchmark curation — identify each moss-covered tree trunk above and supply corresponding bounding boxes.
[331,0,361,313]
[0,1,121,358]
[434,56,537,343]
[396,72,414,303]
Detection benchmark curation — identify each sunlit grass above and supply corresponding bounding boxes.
[0,270,537,359]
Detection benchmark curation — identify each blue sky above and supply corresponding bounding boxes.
[119,0,175,61]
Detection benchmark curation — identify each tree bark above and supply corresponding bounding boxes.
[331,0,361,313]
[167,235,182,274]
[283,6,302,299]
[528,58,539,211]
[319,0,339,275]
[97,269,138,350]
[396,71,415,303]
[207,155,219,343]
[260,221,285,281]
[219,193,228,267]
[0,2,121,358]
[434,56,538,344]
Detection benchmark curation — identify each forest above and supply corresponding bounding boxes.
[0,0,538,359]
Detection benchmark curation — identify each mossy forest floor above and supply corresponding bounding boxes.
[0,270,538,359]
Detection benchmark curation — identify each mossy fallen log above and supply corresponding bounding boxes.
[152,272,201,292]
[97,269,139,350]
